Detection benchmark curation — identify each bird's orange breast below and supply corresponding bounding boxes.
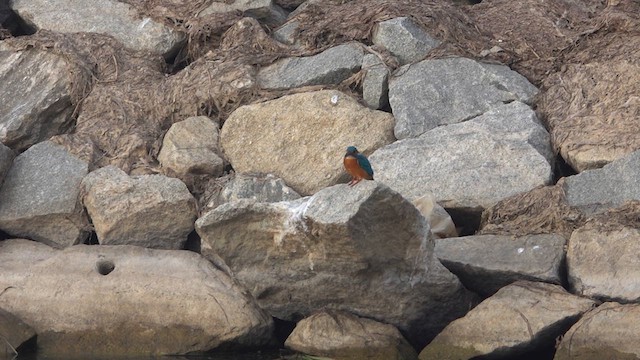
[344,156,373,180]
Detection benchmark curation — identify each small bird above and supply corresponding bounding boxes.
[343,146,374,186]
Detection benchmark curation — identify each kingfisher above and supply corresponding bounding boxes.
[343,146,374,186]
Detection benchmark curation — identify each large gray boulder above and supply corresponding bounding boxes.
[0,143,13,185]
[196,182,476,347]
[158,116,224,181]
[220,90,395,195]
[567,220,640,302]
[563,149,640,215]
[201,0,288,24]
[285,310,417,360]
[0,240,274,357]
[257,43,364,90]
[419,281,596,360]
[203,173,300,212]
[554,302,640,360]
[372,17,440,65]
[11,0,185,57]
[81,166,197,249]
[0,307,36,358]
[362,53,390,109]
[0,141,89,248]
[435,234,565,296]
[0,46,74,150]
[389,57,538,139]
[370,101,553,211]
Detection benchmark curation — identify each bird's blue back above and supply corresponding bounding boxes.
[356,153,374,177]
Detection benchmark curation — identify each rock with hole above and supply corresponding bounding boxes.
[81,165,197,249]
[0,141,89,247]
[0,239,274,357]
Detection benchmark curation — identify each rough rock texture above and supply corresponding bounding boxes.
[0,240,274,357]
[220,90,395,195]
[196,182,476,347]
[0,141,89,248]
[158,116,224,181]
[273,20,299,45]
[201,0,288,24]
[567,221,640,302]
[257,43,363,90]
[0,143,13,185]
[412,193,457,239]
[555,302,640,360]
[372,17,440,65]
[81,166,197,249]
[11,0,185,57]
[0,307,36,357]
[0,46,74,150]
[562,150,640,215]
[389,57,538,139]
[362,53,390,109]
[370,101,553,210]
[204,173,300,211]
[285,310,417,360]
[419,281,596,360]
[435,234,566,296]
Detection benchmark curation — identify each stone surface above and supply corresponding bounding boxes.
[0,307,36,358]
[201,0,288,24]
[412,193,457,239]
[196,182,476,347]
[285,310,418,360]
[0,143,13,185]
[0,240,273,357]
[554,302,640,360]
[81,166,197,249]
[0,141,89,248]
[11,0,185,57]
[435,234,566,296]
[0,46,74,150]
[257,43,363,90]
[220,90,395,195]
[158,116,224,180]
[389,57,538,139]
[567,222,640,302]
[563,150,640,215]
[362,53,390,109]
[204,173,300,211]
[273,20,299,45]
[372,17,440,65]
[419,281,596,360]
[370,101,553,210]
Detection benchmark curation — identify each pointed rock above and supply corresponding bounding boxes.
[389,57,538,139]
[372,17,440,65]
[0,141,89,247]
[419,281,596,360]
[285,310,417,360]
[362,53,390,110]
[81,166,197,249]
[435,234,566,296]
[0,240,274,357]
[220,90,395,195]
[11,0,185,57]
[197,181,476,347]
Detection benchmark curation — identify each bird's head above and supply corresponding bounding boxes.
[346,146,358,155]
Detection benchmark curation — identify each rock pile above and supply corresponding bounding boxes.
[1,0,639,359]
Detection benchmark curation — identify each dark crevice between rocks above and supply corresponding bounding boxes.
[553,154,577,184]
[84,232,99,245]
[273,317,296,347]
[0,5,36,36]
[446,207,482,236]
[184,229,201,253]
[15,335,38,357]
[0,229,10,241]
